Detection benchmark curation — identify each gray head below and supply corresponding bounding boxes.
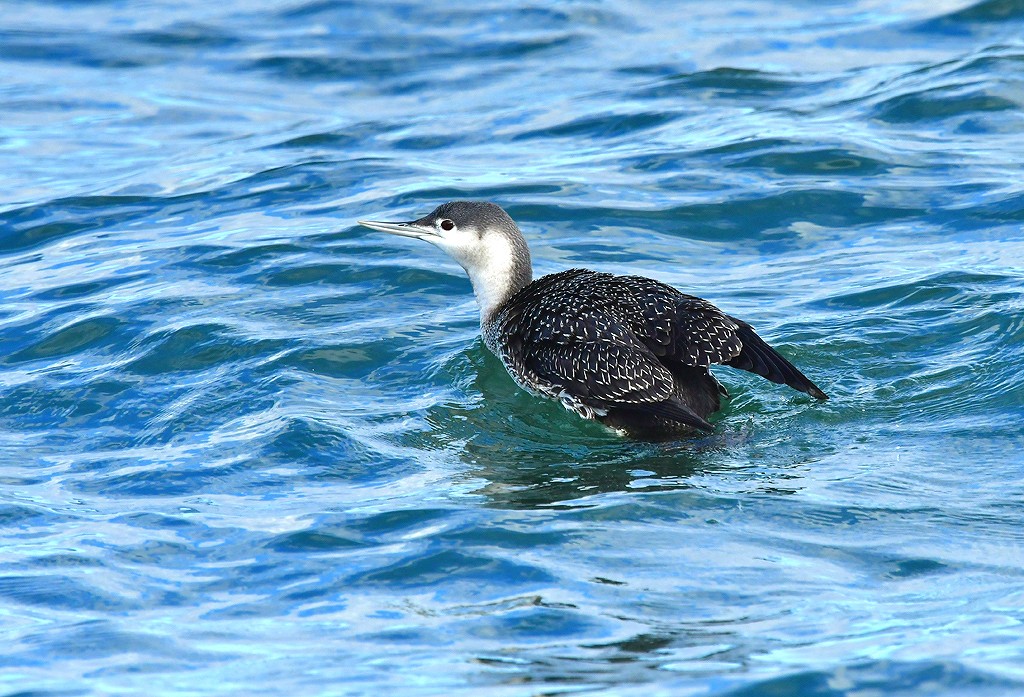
[359,201,533,322]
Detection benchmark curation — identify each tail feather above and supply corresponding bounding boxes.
[727,319,828,400]
[645,399,715,432]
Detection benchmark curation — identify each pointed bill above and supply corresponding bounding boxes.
[358,219,437,240]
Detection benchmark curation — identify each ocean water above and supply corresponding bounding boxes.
[2,0,1024,695]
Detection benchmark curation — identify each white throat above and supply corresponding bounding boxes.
[439,232,531,325]
[466,262,516,323]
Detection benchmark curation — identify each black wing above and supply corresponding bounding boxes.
[494,271,716,431]
[614,275,828,401]
[491,269,825,435]
[517,335,715,432]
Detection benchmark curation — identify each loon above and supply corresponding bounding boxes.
[360,201,827,437]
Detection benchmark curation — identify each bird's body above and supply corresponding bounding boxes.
[360,201,826,438]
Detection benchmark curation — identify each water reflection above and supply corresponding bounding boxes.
[413,344,818,509]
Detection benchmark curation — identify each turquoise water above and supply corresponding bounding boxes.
[2,0,1024,694]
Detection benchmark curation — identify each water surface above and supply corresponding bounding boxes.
[2,1,1024,695]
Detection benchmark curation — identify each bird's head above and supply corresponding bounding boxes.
[360,201,533,322]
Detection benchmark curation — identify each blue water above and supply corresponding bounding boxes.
[2,1,1024,695]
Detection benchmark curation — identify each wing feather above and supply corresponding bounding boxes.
[489,269,827,433]
[520,338,675,404]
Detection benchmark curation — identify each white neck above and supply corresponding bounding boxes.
[467,263,520,324]
[444,233,532,326]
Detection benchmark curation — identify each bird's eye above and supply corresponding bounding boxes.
[440,219,455,231]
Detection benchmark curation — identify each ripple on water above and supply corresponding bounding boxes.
[3,1,1024,696]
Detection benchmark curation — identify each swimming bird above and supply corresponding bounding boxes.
[360,201,827,437]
